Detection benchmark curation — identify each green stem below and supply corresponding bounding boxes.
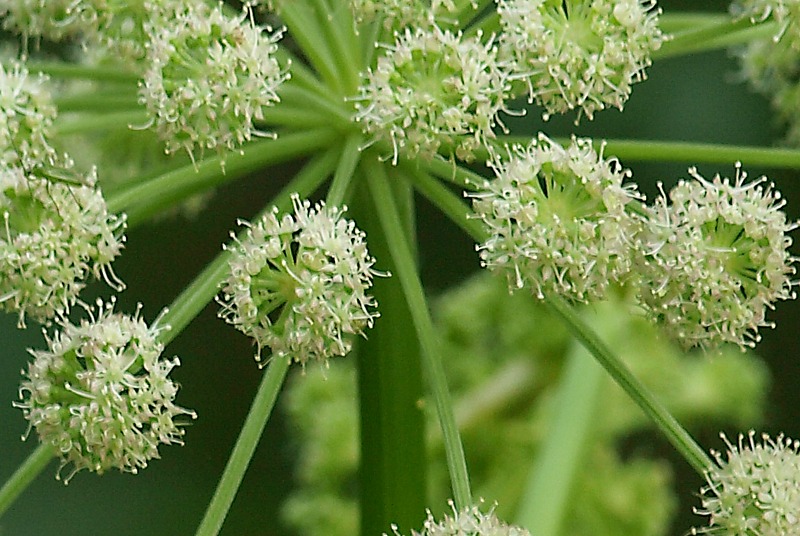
[278,84,352,129]
[326,134,363,206]
[654,16,769,60]
[418,155,484,191]
[658,12,729,34]
[352,163,426,536]
[156,149,339,345]
[402,166,485,240]
[403,159,712,477]
[310,0,361,93]
[0,444,55,518]
[366,160,473,510]
[193,355,291,536]
[54,110,149,136]
[545,294,712,476]
[494,136,800,170]
[107,129,337,225]
[279,1,345,95]
[515,341,604,536]
[25,62,140,83]
[54,93,140,113]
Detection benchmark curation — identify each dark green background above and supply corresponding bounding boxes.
[2,1,799,534]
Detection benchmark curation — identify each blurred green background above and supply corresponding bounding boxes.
[2,1,800,534]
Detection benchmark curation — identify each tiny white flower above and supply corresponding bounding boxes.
[471,134,642,302]
[218,194,381,366]
[15,299,196,482]
[139,2,288,162]
[497,0,664,121]
[0,164,126,326]
[693,431,800,535]
[355,25,510,164]
[636,165,797,349]
[388,501,531,536]
[0,60,57,169]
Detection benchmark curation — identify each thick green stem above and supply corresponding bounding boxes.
[0,444,55,518]
[351,163,427,536]
[194,355,291,536]
[366,160,473,510]
[54,93,139,112]
[545,294,713,476]
[515,342,604,536]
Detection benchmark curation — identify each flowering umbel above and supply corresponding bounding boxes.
[497,0,664,121]
[355,25,510,164]
[692,431,800,535]
[0,165,126,326]
[388,501,531,536]
[15,300,196,482]
[0,60,57,169]
[139,2,288,161]
[636,166,797,349]
[218,194,380,366]
[471,134,641,302]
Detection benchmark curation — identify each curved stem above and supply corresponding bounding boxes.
[193,355,291,536]
[0,444,55,518]
[366,160,473,510]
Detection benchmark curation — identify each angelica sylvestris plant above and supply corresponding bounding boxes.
[1,0,800,535]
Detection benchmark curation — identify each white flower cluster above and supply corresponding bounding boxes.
[388,502,530,536]
[0,164,126,327]
[139,2,288,161]
[693,431,800,535]
[15,300,196,482]
[219,194,380,366]
[636,167,797,349]
[355,25,510,164]
[0,61,57,169]
[473,137,796,349]
[497,0,664,121]
[471,134,641,303]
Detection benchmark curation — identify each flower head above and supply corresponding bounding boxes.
[0,60,57,169]
[497,0,664,121]
[471,134,641,302]
[0,164,126,326]
[0,0,95,42]
[693,431,800,535]
[139,2,288,162]
[636,165,796,349]
[388,501,531,536]
[218,194,380,366]
[355,26,510,164]
[15,300,196,482]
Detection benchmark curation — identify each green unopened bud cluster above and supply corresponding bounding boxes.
[473,137,796,350]
[15,300,196,482]
[219,194,380,367]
